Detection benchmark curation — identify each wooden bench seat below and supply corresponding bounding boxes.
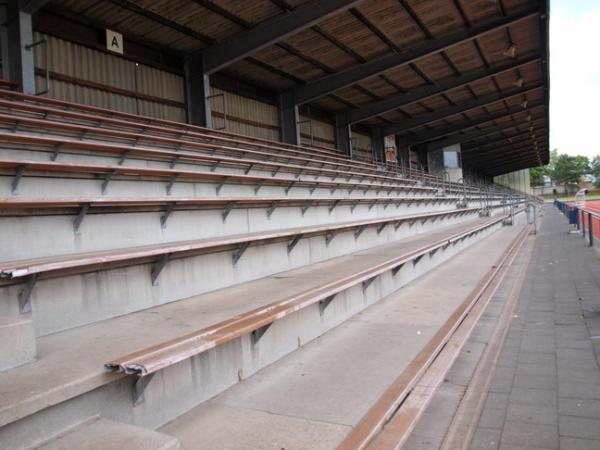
[105,214,508,378]
[0,90,378,172]
[0,128,414,187]
[0,158,436,197]
[0,207,479,282]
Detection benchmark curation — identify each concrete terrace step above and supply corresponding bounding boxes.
[158,224,527,450]
[34,417,179,450]
[0,216,505,448]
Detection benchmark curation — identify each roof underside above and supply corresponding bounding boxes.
[43,0,550,176]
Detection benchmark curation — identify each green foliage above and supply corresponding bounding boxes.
[529,166,546,186]
[592,155,600,188]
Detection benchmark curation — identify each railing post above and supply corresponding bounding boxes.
[589,212,594,247]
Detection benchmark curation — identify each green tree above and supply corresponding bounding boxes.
[548,154,589,185]
[529,166,546,186]
[591,155,600,188]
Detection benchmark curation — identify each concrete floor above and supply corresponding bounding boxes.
[404,205,600,450]
[158,224,525,449]
[0,216,494,444]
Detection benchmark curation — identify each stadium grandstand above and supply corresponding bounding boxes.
[6,1,600,450]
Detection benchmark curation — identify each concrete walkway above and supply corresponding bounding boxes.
[470,205,600,450]
[407,205,600,450]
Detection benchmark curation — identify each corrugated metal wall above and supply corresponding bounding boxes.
[494,169,531,194]
[32,32,186,121]
[209,86,280,141]
[352,131,374,162]
[29,32,373,156]
[298,115,336,149]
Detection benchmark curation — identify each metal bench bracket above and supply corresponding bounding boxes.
[133,373,155,405]
[151,253,170,285]
[166,174,178,195]
[251,323,272,346]
[328,199,340,214]
[73,203,90,234]
[11,165,26,194]
[266,201,278,218]
[301,201,311,216]
[50,144,63,161]
[362,276,376,292]
[160,203,176,229]
[222,202,236,222]
[319,294,336,316]
[232,241,250,265]
[100,171,114,195]
[18,273,37,313]
[392,263,405,276]
[287,234,303,253]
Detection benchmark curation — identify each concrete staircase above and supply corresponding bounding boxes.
[0,91,527,449]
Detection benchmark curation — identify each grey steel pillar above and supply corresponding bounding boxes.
[372,127,384,163]
[4,2,35,94]
[335,113,352,157]
[279,93,300,145]
[396,136,410,168]
[184,54,213,128]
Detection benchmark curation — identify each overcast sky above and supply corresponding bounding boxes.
[550,0,600,159]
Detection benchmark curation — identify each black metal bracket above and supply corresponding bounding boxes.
[118,150,129,165]
[244,163,254,174]
[100,171,114,195]
[354,225,366,240]
[210,160,220,172]
[271,167,280,177]
[166,174,178,195]
[285,181,295,194]
[287,234,303,253]
[309,187,317,194]
[412,254,425,267]
[377,223,387,235]
[169,156,180,169]
[350,201,359,213]
[50,144,63,161]
[394,221,403,231]
[362,276,376,292]
[369,202,377,211]
[11,165,26,194]
[251,323,272,346]
[216,178,228,195]
[73,203,90,234]
[319,294,336,316]
[325,230,337,246]
[18,273,37,313]
[254,181,264,194]
[266,201,278,218]
[328,199,340,214]
[330,184,339,194]
[151,253,170,285]
[232,241,250,265]
[392,263,405,276]
[133,373,155,405]
[301,201,311,216]
[222,202,236,222]
[160,203,175,229]
[347,187,354,195]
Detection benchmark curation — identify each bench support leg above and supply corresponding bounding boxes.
[73,204,90,234]
[251,323,272,346]
[133,373,155,406]
[319,294,336,316]
[18,274,37,313]
[151,254,170,286]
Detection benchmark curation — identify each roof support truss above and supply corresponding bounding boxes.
[382,85,542,136]
[279,8,539,107]
[404,102,544,146]
[341,54,540,124]
[197,0,364,74]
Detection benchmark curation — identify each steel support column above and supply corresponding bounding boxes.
[4,1,35,94]
[184,55,212,128]
[279,93,300,145]
[372,127,384,163]
[335,114,352,157]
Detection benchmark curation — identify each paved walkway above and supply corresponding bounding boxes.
[469,205,600,450]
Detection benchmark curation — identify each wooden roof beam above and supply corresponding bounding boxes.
[343,53,540,124]
[382,85,543,136]
[280,7,539,107]
[403,102,545,146]
[196,0,364,74]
